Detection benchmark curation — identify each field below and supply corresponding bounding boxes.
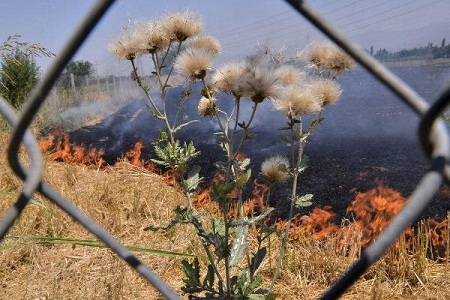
[1,55,450,299]
[1,129,450,300]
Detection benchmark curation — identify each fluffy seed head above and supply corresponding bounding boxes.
[211,61,246,95]
[160,10,203,42]
[107,24,147,60]
[189,35,221,56]
[273,86,322,116]
[198,96,217,117]
[310,79,342,106]
[308,43,354,74]
[274,65,306,86]
[236,62,280,103]
[174,47,214,80]
[135,20,170,53]
[261,155,290,184]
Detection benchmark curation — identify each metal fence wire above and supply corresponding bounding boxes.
[1,0,449,299]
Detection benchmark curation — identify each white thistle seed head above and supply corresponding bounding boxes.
[189,35,221,57]
[211,61,246,96]
[307,43,353,74]
[261,155,290,184]
[310,79,342,106]
[174,47,214,80]
[160,9,203,42]
[272,85,322,117]
[198,96,217,117]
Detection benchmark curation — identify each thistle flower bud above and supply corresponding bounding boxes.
[274,65,305,86]
[135,20,170,54]
[261,155,290,184]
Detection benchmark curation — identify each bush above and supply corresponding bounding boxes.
[0,50,39,109]
[0,34,54,110]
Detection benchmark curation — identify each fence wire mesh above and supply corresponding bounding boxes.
[0,0,449,299]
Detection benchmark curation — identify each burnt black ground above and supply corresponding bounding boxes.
[64,63,450,221]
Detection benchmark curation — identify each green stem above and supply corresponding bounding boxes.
[183,186,193,210]
[224,206,231,296]
[163,40,182,89]
[232,102,258,160]
[151,52,175,143]
[201,243,224,285]
[265,185,272,207]
[269,119,304,292]
[130,59,162,118]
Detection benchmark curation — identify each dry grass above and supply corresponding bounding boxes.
[1,131,450,299]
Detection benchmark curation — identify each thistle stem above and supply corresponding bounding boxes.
[130,58,162,118]
[232,102,258,160]
[270,118,304,292]
[151,52,175,144]
[201,243,224,285]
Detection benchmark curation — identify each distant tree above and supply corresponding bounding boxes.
[374,48,390,61]
[441,38,446,48]
[58,60,95,88]
[66,60,95,77]
[370,45,374,56]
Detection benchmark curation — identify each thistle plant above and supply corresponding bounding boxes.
[108,10,352,299]
[108,10,214,207]
[266,44,352,290]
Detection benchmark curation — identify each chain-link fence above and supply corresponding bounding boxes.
[1,0,449,299]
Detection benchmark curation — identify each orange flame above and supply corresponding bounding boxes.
[39,129,158,172]
[242,179,269,216]
[38,130,450,258]
[346,184,412,247]
[277,184,414,248]
[39,129,105,168]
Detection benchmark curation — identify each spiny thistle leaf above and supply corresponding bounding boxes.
[202,264,215,289]
[297,155,309,174]
[182,165,202,193]
[181,257,203,293]
[294,194,313,208]
[250,247,267,277]
[230,208,274,227]
[229,223,249,267]
[236,157,251,171]
[235,169,251,188]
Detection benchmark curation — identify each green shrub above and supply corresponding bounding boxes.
[0,50,39,109]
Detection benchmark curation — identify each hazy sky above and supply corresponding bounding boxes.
[1,0,449,76]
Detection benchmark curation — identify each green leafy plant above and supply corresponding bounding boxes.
[0,34,54,109]
[0,50,39,109]
[109,10,353,299]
